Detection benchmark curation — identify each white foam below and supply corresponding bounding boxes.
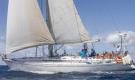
[29,71,56,74]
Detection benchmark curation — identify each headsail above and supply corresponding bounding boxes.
[47,0,91,44]
[6,0,54,54]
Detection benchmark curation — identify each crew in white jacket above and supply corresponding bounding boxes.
[122,51,133,64]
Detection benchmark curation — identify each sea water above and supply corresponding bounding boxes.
[0,65,135,80]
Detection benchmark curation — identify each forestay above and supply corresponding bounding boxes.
[47,0,91,44]
[6,0,54,54]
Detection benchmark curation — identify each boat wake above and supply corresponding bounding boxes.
[28,71,57,74]
[131,64,135,69]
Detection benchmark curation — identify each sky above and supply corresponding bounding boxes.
[0,0,135,64]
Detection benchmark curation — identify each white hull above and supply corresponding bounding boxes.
[4,58,135,74]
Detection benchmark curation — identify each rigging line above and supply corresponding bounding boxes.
[54,44,64,54]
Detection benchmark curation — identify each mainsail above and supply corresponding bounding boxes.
[47,0,91,44]
[6,0,54,54]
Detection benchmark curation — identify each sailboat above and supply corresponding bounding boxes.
[2,0,135,74]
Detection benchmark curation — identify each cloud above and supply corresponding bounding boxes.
[106,31,135,45]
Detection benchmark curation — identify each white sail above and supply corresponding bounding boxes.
[6,0,54,54]
[47,0,91,44]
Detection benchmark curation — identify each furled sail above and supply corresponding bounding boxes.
[47,0,91,44]
[6,0,54,54]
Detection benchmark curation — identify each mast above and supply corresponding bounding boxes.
[119,33,127,54]
[42,46,45,57]
[120,34,123,54]
[46,0,55,57]
[35,46,38,57]
[48,45,54,57]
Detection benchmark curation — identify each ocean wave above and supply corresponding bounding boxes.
[0,65,135,80]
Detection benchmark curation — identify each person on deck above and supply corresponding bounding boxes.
[115,54,123,64]
[80,43,88,58]
[80,49,87,58]
[63,50,67,56]
[90,48,96,57]
[122,51,133,64]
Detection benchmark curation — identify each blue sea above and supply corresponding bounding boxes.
[0,65,135,80]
